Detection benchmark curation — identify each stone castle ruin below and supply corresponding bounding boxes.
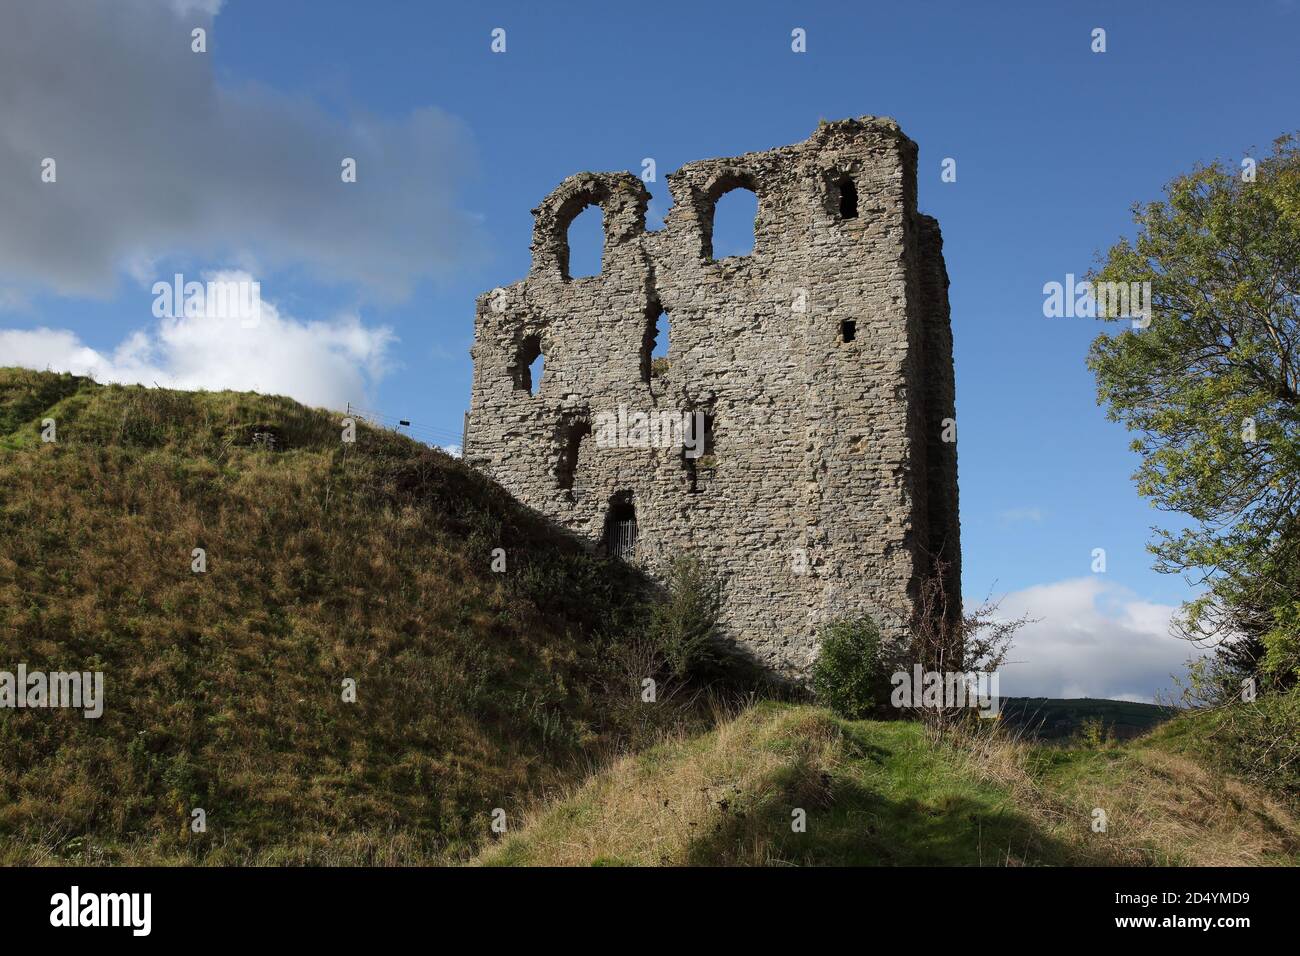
[464,117,959,676]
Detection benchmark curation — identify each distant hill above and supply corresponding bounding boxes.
[998,697,1178,741]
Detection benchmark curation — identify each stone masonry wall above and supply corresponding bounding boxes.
[464,117,959,678]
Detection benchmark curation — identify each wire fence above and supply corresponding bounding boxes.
[345,403,464,453]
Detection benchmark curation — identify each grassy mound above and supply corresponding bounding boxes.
[3,369,1292,869]
[0,369,687,864]
[479,702,1300,866]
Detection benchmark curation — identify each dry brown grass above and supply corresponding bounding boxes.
[0,371,709,865]
[6,371,1293,868]
[938,720,1300,866]
[479,703,1300,867]
[479,704,843,866]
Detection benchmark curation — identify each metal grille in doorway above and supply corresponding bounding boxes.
[607,518,638,560]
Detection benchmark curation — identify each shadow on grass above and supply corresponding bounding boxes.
[681,738,1085,867]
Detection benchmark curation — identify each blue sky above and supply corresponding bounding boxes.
[3,0,1297,698]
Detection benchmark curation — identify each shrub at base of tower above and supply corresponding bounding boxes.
[811,616,895,720]
[648,555,724,680]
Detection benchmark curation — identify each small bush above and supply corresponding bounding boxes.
[1075,716,1111,748]
[811,616,891,719]
[648,555,723,679]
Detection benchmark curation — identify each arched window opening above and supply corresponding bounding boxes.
[836,174,859,219]
[706,186,757,260]
[564,202,605,279]
[529,352,545,394]
[514,335,544,395]
[603,491,638,560]
[641,306,671,382]
[555,419,589,491]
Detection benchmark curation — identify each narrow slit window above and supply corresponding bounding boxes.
[837,175,858,219]
[685,410,716,493]
[556,420,590,490]
[642,306,671,382]
[515,335,544,394]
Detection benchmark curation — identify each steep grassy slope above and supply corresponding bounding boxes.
[479,703,1300,866]
[4,369,1292,869]
[0,369,686,864]
[1022,713,1299,866]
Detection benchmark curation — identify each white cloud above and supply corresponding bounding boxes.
[0,273,394,409]
[167,0,223,15]
[978,576,1201,702]
[0,0,481,302]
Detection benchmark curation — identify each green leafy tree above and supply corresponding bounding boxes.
[1087,134,1300,684]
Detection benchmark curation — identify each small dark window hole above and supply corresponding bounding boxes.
[840,320,857,343]
[838,176,858,219]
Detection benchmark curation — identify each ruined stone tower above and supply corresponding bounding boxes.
[465,117,959,677]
